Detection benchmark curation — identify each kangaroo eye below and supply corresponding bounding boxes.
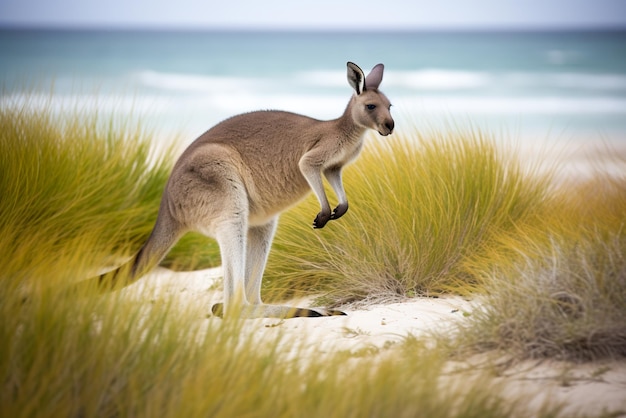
[366,104,376,110]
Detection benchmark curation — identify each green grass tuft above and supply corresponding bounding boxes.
[1,98,163,283]
[0,97,219,290]
[264,128,553,305]
[451,165,626,362]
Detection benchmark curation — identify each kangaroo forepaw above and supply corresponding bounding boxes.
[313,210,332,229]
[330,202,348,220]
[313,204,348,228]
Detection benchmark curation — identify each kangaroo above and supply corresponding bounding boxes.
[82,62,394,318]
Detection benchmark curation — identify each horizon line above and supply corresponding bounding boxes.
[1,22,626,33]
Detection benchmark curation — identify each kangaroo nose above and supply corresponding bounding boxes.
[385,120,395,134]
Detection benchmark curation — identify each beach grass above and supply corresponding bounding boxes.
[0,96,558,414]
[0,99,158,286]
[449,161,626,361]
[264,128,554,305]
[1,97,624,416]
[266,126,626,361]
[264,126,626,362]
[1,270,564,418]
[0,97,219,289]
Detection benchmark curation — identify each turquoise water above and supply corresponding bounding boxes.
[1,29,625,143]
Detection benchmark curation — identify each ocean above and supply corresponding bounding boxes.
[1,29,625,147]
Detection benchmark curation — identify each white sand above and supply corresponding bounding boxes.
[124,266,626,417]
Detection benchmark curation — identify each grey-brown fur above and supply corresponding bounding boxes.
[86,62,394,318]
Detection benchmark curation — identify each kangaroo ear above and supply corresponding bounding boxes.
[346,62,365,95]
[364,63,384,90]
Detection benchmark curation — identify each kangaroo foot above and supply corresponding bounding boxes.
[211,303,346,319]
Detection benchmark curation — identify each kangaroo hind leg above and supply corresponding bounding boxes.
[244,218,279,305]
[244,218,348,318]
[210,213,249,318]
[212,216,347,319]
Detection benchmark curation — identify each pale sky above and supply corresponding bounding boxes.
[1,0,625,30]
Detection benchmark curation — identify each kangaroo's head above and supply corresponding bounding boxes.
[347,62,394,136]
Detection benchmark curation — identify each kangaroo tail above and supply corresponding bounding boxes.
[73,241,167,294]
[91,246,154,293]
[75,210,184,294]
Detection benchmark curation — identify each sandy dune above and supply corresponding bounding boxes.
[124,266,626,417]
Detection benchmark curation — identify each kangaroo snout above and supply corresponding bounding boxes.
[379,119,395,136]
